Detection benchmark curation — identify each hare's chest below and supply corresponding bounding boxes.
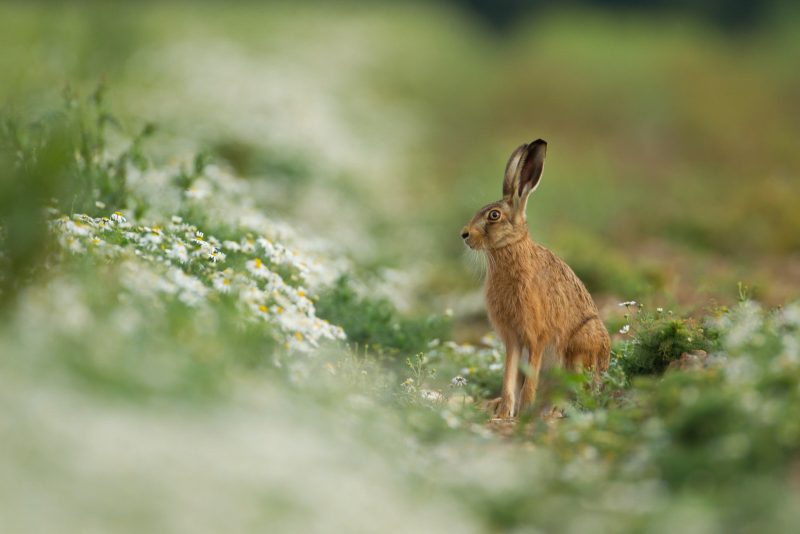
[484,274,531,328]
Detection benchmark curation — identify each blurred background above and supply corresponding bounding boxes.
[3,0,799,322]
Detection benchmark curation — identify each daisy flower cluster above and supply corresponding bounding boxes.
[50,210,345,353]
[125,158,349,290]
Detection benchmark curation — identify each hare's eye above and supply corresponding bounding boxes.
[487,209,501,222]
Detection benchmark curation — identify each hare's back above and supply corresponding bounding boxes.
[532,243,599,316]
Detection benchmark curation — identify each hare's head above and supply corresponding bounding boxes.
[461,139,547,250]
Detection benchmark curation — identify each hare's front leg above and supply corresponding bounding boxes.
[495,341,521,419]
[519,340,544,414]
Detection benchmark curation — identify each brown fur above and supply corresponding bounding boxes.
[461,140,610,419]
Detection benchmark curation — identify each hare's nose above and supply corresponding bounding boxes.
[461,229,470,239]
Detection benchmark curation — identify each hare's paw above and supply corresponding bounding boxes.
[493,399,516,420]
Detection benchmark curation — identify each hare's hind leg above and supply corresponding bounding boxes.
[566,318,610,382]
[594,329,611,375]
[565,319,597,366]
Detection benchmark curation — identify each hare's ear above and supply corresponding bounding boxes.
[502,144,528,201]
[517,139,547,200]
[503,139,547,213]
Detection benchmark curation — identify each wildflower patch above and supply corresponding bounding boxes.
[50,211,345,353]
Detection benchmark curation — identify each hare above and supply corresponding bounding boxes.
[461,140,610,419]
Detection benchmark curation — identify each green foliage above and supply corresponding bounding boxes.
[59,83,155,216]
[315,276,451,354]
[424,336,505,399]
[0,113,67,302]
[0,84,159,303]
[617,305,719,377]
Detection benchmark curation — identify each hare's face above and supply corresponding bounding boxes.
[461,201,526,250]
[460,139,548,252]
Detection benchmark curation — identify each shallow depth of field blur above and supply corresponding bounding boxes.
[2,1,800,532]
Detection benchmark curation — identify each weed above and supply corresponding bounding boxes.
[617,303,720,377]
[315,276,451,354]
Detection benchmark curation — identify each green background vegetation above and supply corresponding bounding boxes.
[3,0,800,311]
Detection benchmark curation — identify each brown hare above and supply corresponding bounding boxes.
[461,140,610,419]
